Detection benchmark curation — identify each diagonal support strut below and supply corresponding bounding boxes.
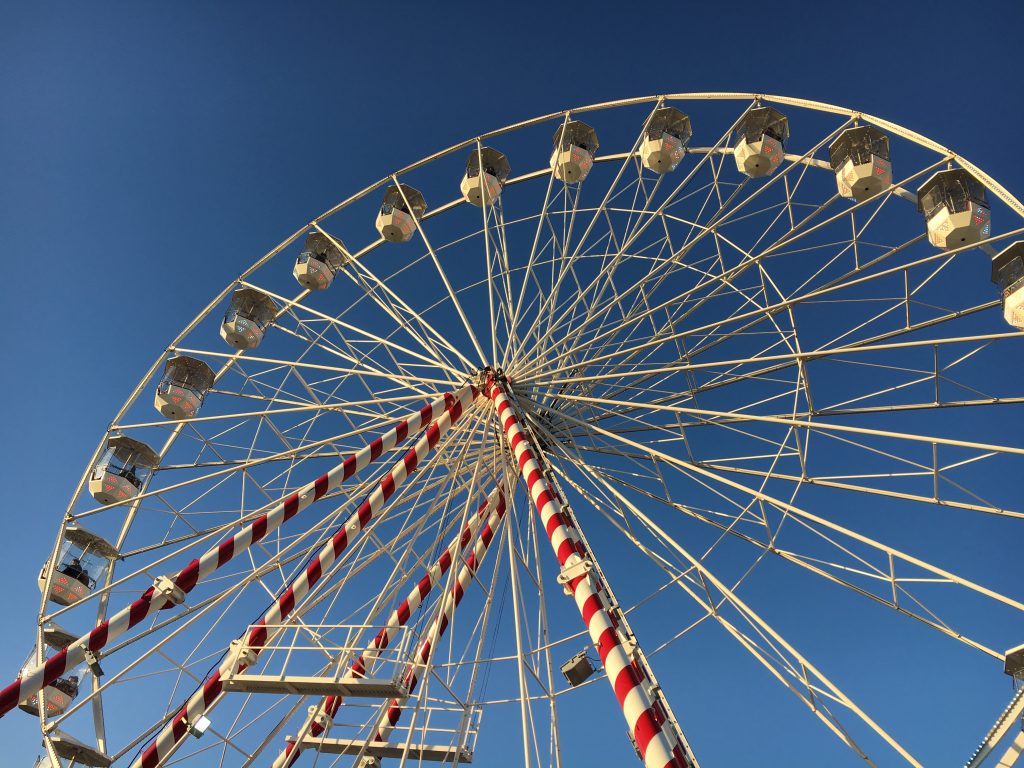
[488,376,697,768]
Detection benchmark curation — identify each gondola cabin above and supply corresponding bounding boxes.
[41,526,118,607]
[461,147,510,206]
[154,355,216,420]
[220,288,278,350]
[18,626,89,718]
[89,436,159,505]
[550,120,599,183]
[917,169,991,249]
[294,232,347,291]
[992,241,1024,329]
[640,107,692,174]
[734,106,789,178]
[829,126,892,201]
[376,184,427,243]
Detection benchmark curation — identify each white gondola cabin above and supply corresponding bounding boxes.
[41,526,118,607]
[19,625,90,719]
[550,120,599,183]
[376,184,426,243]
[220,287,277,350]
[828,126,892,201]
[917,169,991,249]
[89,435,159,505]
[294,232,348,291]
[992,241,1024,329]
[461,147,510,206]
[734,106,789,178]
[154,355,215,420]
[640,107,692,174]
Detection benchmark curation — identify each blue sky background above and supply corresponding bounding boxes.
[2,2,1024,765]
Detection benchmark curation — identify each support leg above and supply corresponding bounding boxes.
[367,488,508,745]
[489,378,695,768]
[272,486,505,768]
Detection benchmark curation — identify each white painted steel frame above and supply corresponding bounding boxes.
[17,93,1024,768]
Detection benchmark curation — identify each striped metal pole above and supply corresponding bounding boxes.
[0,386,477,721]
[132,386,477,768]
[489,378,693,768]
[368,488,508,743]
[272,486,505,768]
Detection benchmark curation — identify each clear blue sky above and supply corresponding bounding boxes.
[2,2,1023,766]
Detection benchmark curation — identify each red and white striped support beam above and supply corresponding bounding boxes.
[272,486,506,768]
[0,385,478,721]
[131,387,477,768]
[489,379,693,768]
[369,488,508,744]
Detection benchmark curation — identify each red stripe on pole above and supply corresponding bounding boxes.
[358,502,374,528]
[248,624,269,650]
[633,708,663,755]
[279,586,296,617]
[581,592,603,626]
[306,556,322,587]
[369,437,384,460]
[426,423,441,449]
[380,474,397,503]
[613,663,643,707]
[509,430,523,452]
[0,687,17,721]
[517,451,531,473]
[176,560,200,594]
[130,590,155,625]
[171,712,188,740]
[313,474,329,500]
[332,530,348,557]
[217,538,235,567]
[403,451,418,478]
[556,539,576,564]
[596,626,620,664]
[251,514,269,544]
[283,492,301,519]
[342,455,357,479]
[203,672,223,704]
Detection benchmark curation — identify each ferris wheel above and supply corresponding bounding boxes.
[6,92,1024,768]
